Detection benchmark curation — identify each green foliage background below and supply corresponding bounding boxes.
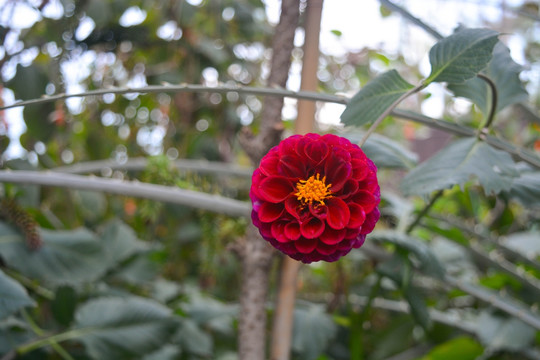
[1,1,540,359]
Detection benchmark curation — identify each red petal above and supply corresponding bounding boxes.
[258,177,294,203]
[352,190,378,213]
[300,217,325,239]
[316,241,337,255]
[337,179,359,199]
[319,227,346,245]
[347,203,366,228]
[325,157,351,192]
[360,208,380,234]
[258,202,285,222]
[285,196,304,219]
[305,139,329,165]
[325,197,350,229]
[259,152,279,176]
[294,237,318,254]
[278,154,306,178]
[271,221,289,243]
[284,222,301,240]
[309,203,328,219]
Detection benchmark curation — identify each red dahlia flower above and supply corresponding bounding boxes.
[250,133,380,263]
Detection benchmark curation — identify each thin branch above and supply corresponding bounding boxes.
[53,158,252,177]
[0,170,250,217]
[446,275,540,330]
[0,84,348,111]
[378,0,443,40]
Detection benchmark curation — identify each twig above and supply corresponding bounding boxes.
[0,170,250,217]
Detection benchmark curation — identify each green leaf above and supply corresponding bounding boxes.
[477,311,535,351]
[341,70,414,126]
[507,170,540,208]
[401,138,518,196]
[345,132,418,169]
[74,296,177,360]
[73,190,107,222]
[425,28,499,84]
[173,319,213,357]
[0,269,36,320]
[51,286,77,326]
[448,42,528,114]
[99,220,149,267]
[419,336,483,360]
[0,223,107,285]
[370,231,446,279]
[292,305,336,360]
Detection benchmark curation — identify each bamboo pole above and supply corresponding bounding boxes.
[270,1,324,359]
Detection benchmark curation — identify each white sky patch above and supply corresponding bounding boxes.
[0,0,40,29]
[119,6,147,27]
[75,16,96,41]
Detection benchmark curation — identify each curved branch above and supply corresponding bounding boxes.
[53,158,253,177]
[0,84,347,111]
[0,170,250,217]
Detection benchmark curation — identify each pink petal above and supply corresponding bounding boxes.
[325,197,350,230]
[347,203,366,229]
[258,202,285,222]
[319,227,346,245]
[300,217,325,239]
[294,237,318,254]
[258,177,294,203]
[284,222,301,240]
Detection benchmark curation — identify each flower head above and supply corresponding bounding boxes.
[250,133,380,263]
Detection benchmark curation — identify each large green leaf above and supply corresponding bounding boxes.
[341,70,414,126]
[448,42,528,114]
[425,28,499,84]
[74,296,177,360]
[345,132,418,169]
[173,319,213,357]
[0,223,107,285]
[292,305,337,360]
[99,220,149,266]
[419,336,483,360]
[477,311,535,351]
[506,170,540,208]
[401,138,518,196]
[0,269,35,320]
[370,231,446,279]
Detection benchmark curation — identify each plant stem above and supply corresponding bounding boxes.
[21,310,75,360]
[4,269,54,300]
[477,74,498,133]
[351,275,382,360]
[358,84,425,147]
[405,189,444,234]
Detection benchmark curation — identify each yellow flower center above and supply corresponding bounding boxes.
[295,173,332,205]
